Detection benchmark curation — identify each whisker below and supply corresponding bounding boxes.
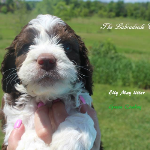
[6,74,17,91]
[7,73,17,84]
[78,74,83,80]
[4,72,17,81]
[10,75,18,86]
[71,60,77,65]
[71,60,91,72]
[2,68,16,75]
[4,69,17,80]
[78,72,89,78]
[76,65,91,72]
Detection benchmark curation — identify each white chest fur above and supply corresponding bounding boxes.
[3,91,96,150]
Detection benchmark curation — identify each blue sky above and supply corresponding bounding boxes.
[99,0,150,2]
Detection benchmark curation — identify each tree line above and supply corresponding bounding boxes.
[1,0,150,21]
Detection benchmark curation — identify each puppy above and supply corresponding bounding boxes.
[0,14,102,150]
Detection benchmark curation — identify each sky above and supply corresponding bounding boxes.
[99,0,150,2]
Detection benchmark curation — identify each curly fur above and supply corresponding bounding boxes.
[0,14,103,150]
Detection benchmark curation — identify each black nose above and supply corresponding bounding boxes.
[37,53,56,71]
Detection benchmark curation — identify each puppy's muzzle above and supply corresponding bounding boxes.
[37,53,56,71]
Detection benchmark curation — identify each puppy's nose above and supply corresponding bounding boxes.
[37,53,56,71]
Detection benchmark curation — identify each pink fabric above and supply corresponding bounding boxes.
[79,95,86,104]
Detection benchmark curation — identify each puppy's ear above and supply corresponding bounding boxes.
[1,38,18,93]
[76,35,93,95]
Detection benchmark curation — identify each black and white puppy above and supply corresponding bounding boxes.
[1,14,101,150]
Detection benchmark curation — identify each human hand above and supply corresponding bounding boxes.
[34,101,68,144]
[7,120,25,150]
[7,100,68,150]
[7,99,100,150]
[79,96,101,150]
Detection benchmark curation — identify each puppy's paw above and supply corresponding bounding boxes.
[16,130,50,150]
[50,113,96,150]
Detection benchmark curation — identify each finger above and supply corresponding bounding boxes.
[79,96,98,125]
[8,120,25,150]
[51,100,69,129]
[35,103,52,144]
[49,108,56,133]
[80,103,100,133]
[80,104,97,121]
[79,100,101,149]
[80,103,100,131]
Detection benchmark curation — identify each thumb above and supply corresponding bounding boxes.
[7,120,25,150]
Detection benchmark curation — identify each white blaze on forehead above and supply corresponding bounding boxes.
[33,29,60,46]
[16,14,78,98]
[29,14,65,31]
[28,14,65,46]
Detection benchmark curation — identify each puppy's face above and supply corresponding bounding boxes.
[16,15,81,97]
[1,14,93,98]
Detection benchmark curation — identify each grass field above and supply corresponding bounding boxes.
[0,13,150,149]
[93,84,150,150]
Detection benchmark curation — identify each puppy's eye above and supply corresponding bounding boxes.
[22,44,30,52]
[63,43,72,53]
[17,44,30,56]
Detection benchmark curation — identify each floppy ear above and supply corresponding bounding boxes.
[1,40,18,93]
[1,25,29,93]
[76,34,93,95]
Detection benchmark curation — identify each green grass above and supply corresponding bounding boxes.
[1,14,150,61]
[93,84,150,150]
[0,84,149,149]
[0,13,150,149]
[66,17,150,62]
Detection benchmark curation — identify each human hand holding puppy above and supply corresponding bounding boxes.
[7,101,100,150]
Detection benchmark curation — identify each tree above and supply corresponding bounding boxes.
[126,3,134,17]
[6,0,13,5]
[107,1,115,13]
[80,8,90,17]
[139,6,146,20]
[13,1,31,34]
[132,3,140,19]
[1,6,8,14]
[35,0,54,15]
[54,2,71,20]
[114,0,126,17]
